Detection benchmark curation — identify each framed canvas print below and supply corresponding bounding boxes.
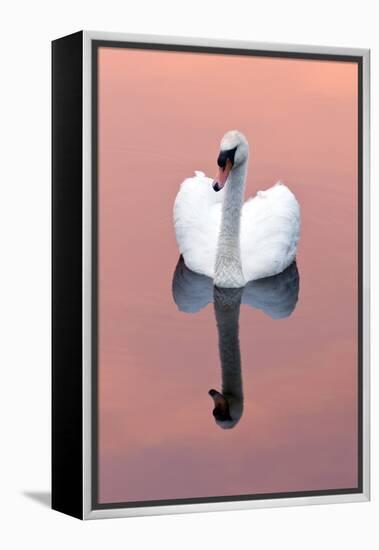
[52,31,370,519]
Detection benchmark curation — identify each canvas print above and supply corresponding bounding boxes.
[94,44,360,507]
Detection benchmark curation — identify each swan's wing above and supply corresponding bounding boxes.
[172,255,213,313]
[242,260,300,319]
[241,182,301,281]
[173,171,223,278]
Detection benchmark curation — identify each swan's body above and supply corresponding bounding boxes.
[174,131,300,287]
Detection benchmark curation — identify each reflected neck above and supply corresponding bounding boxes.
[213,286,244,419]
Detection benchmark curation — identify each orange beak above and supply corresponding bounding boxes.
[213,159,233,192]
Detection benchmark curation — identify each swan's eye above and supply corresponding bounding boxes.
[217,147,237,169]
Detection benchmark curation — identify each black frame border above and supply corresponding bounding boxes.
[52,30,84,519]
[91,40,364,511]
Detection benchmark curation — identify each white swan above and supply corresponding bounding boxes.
[174,130,301,288]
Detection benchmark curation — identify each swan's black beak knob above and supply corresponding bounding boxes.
[217,146,237,168]
[213,182,221,192]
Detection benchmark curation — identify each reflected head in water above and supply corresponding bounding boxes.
[172,256,300,429]
[209,389,236,428]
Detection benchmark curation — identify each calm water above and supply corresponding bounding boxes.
[97,48,358,503]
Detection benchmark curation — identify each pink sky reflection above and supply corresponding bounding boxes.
[97,47,358,503]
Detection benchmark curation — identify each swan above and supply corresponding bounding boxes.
[173,130,301,288]
[172,256,300,429]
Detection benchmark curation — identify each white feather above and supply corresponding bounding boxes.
[174,173,300,282]
[173,171,223,277]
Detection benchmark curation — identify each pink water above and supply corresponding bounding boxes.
[97,47,358,503]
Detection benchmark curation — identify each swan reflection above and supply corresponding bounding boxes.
[172,256,300,429]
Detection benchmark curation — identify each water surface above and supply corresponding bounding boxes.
[97,48,358,503]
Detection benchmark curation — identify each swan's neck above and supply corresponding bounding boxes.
[214,287,243,423]
[214,162,247,288]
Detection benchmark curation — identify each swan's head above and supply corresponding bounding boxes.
[213,130,249,192]
[208,388,243,429]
